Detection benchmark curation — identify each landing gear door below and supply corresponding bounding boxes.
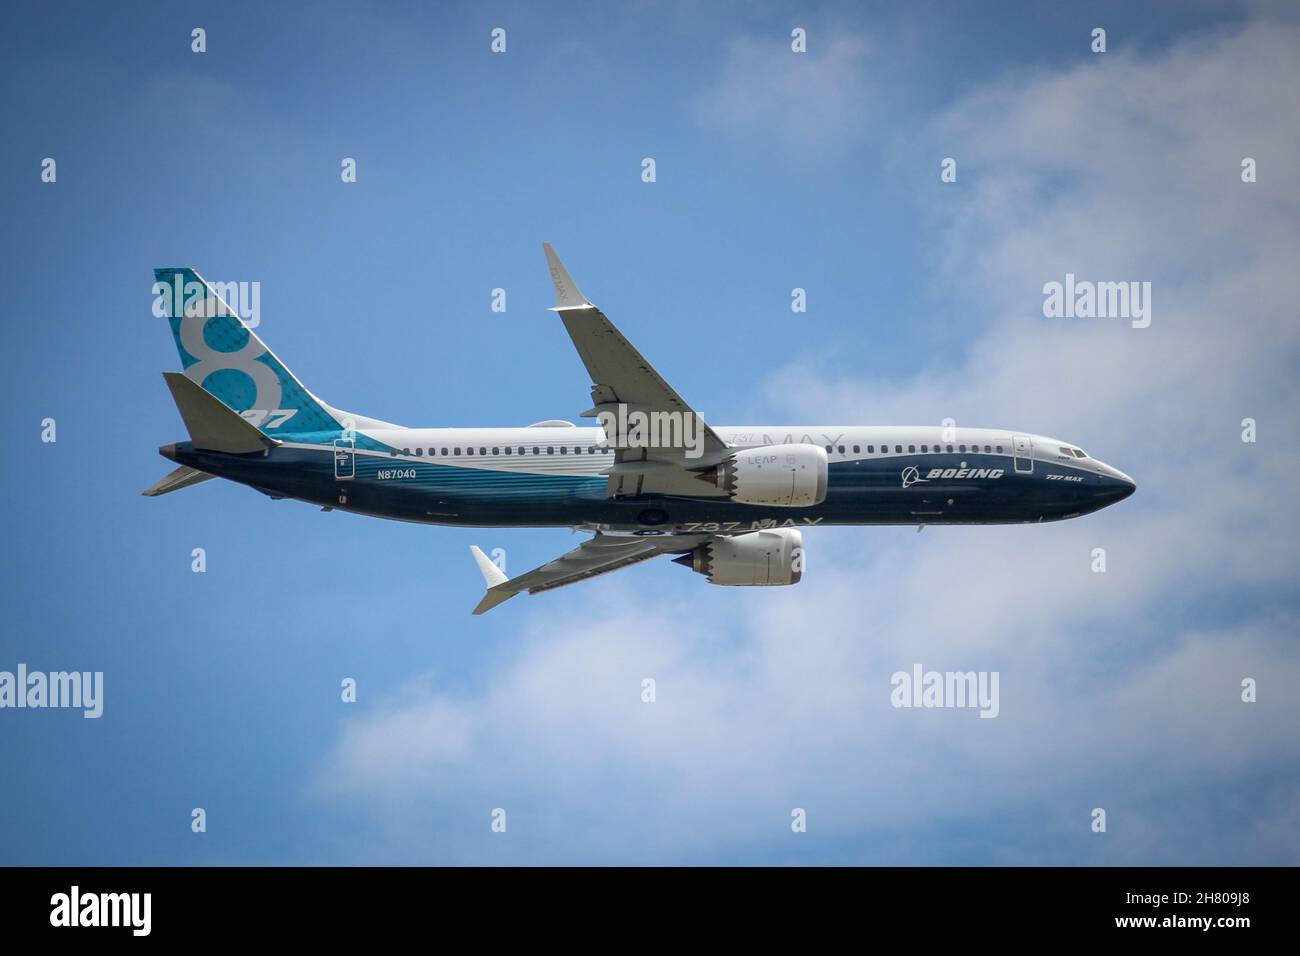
[1012,434,1033,474]
[334,438,355,480]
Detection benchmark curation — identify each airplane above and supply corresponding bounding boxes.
[145,245,1135,613]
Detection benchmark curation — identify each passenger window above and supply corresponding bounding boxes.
[480,447,487,455]
[402,448,410,455]
[838,445,845,454]
[895,445,902,453]
[853,445,860,453]
[533,447,540,454]
[454,447,461,455]
[560,446,567,454]
[959,445,966,453]
[492,447,499,455]
[547,447,554,454]
[984,445,991,453]
[908,445,915,453]
[505,447,512,455]
[867,445,874,453]
[588,446,595,453]
[467,448,474,455]
[996,445,1003,453]
[825,445,833,453]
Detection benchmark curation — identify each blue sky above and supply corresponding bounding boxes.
[2,0,1297,865]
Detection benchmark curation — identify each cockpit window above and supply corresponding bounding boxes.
[1073,448,1088,458]
[1059,446,1073,457]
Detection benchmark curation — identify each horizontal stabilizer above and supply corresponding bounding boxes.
[162,372,277,454]
[142,465,215,496]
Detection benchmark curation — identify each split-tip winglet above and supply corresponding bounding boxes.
[469,545,515,614]
[469,545,508,588]
[542,242,592,310]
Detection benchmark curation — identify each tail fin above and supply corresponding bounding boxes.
[153,268,341,437]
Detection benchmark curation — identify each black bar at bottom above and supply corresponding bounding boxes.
[0,866,1282,941]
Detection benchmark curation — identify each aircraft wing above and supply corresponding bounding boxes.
[542,244,731,498]
[469,533,709,614]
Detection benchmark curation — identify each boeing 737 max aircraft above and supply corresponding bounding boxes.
[145,246,1135,613]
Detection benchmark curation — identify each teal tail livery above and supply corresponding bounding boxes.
[153,267,377,440]
[145,248,1135,613]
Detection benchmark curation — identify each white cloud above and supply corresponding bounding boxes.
[316,16,1300,864]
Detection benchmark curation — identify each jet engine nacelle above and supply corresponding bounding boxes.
[674,528,805,586]
[699,443,828,507]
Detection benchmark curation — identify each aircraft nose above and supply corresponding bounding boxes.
[1095,468,1135,505]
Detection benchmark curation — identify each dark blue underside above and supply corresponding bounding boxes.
[172,444,1131,529]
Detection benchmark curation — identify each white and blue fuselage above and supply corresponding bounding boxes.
[163,423,1135,531]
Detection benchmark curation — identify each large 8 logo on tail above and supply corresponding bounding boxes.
[154,267,341,436]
